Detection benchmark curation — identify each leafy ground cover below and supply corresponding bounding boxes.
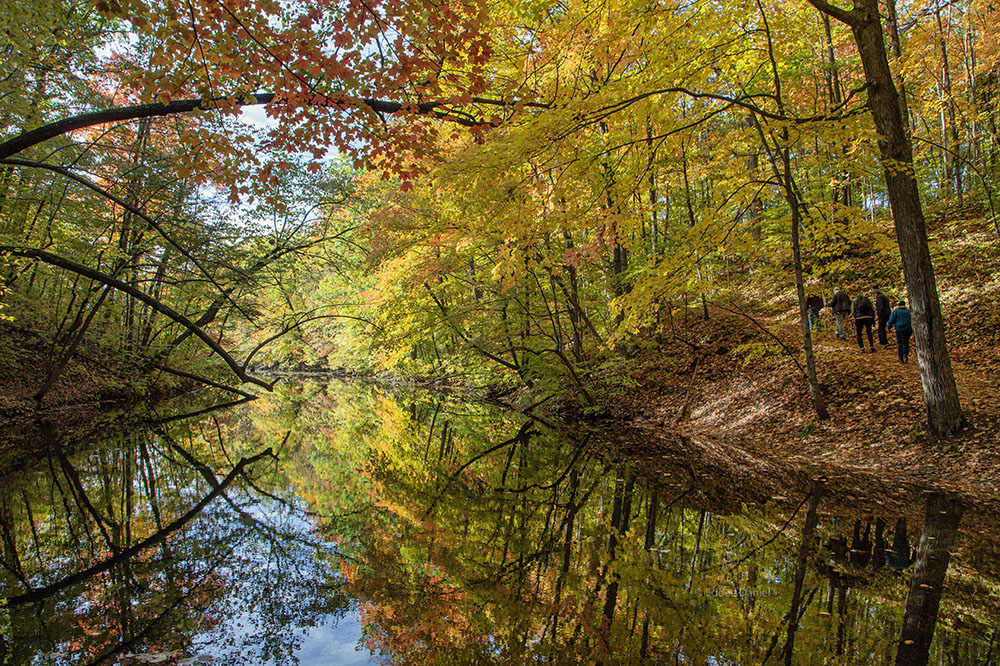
[553,205,1000,500]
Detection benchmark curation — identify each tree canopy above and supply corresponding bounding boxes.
[2,0,999,436]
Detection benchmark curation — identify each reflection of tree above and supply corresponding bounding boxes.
[895,493,964,666]
[0,394,348,666]
[317,383,998,666]
[6,381,995,666]
[763,482,822,666]
[5,448,273,606]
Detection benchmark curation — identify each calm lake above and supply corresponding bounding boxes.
[0,379,995,665]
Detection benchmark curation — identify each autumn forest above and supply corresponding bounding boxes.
[2,0,1000,663]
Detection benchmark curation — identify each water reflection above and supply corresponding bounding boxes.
[0,393,354,666]
[0,381,994,665]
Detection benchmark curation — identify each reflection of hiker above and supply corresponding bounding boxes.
[826,287,851,340]
[887,301,913,363]
[849,518,872,567]
[886,518,917,571]
[853,294,876,353]
[872,518,887,570]
[807,294,824,331]
[873,288,892,348]
[828,534,848,562]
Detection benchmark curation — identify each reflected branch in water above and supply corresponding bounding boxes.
[601,462,636,630]
[150,363,259,399]
[55,451,119,555]
[148,396,256,427]
[726,490,811,573]
[494,433,592,495]
[82,560,224,666]
[760,481,823,666]
[155,427,348,564]
[421,419,535,519]
[4,448,274,606]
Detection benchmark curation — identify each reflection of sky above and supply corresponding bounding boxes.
[187,491,381,665]
[294,613,375,666]
[199,609,377,666]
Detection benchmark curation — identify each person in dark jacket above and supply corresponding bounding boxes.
[806,294,824,331]
[872,287,892,348]
[826,287,851,339]
[852,293,876,352]
[887,300,913,363]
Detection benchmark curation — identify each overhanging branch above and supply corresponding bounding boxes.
[0,93,548,160]
[0,245,274,391]
[0,157,251,321]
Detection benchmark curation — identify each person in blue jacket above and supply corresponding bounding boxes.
[887,300,913,363]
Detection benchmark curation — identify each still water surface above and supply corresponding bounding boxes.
[0,380,996,665]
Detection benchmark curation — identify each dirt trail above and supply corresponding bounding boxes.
[626,310,1000,504]
[812,325,999,412]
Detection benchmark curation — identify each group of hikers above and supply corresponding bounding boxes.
[805,287,914,363]
[828,517,916,572]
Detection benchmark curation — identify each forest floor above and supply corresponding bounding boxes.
[554,203,1000,506]
[0,321,174,420]
[573,310,999,499]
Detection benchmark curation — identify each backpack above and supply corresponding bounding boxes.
[853,295,875,318]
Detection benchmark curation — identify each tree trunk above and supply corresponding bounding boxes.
[752,6,829,421]
[883,0,911,133]
[934,0,963,204]
[681,144,709,320]
[790,188,830,420]
[646,119,659,257]
[808,0,965,437]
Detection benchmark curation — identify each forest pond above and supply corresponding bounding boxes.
[1,380,996,665]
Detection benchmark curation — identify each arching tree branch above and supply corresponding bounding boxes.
[0,245,274,391]
[0,157,252,321]
[0,93,546,160]
[241,311,383,370]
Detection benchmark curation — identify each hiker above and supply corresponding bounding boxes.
[806,293,824,331]
[887,300,913,363]
[853,292,876,352]
[826,287,851,339]
[873,287,892,348]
